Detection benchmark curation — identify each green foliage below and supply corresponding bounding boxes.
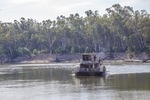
[85,47,91,53]
[55,47,62,54]
[0,45,5,55]
[0,4,150,57]
[40,49,48,54]
[33,49,48,55]
[17,47,31,56]
[33,49,38,55]
[71,46,81,53]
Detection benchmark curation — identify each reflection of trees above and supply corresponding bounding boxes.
[107,73,150,90]
[0,68,73,83]
[21,68,72,82]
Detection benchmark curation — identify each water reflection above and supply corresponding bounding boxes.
[0,68,73,83]
[73,76,106,86]
[107,73,150,90]
[0,65,150,91]
[0,64,150,100]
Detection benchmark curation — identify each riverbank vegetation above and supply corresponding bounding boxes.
[0,4,150,62]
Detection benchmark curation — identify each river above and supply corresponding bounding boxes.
[0,63,150,100]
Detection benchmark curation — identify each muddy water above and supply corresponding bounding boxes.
[0,63,150,100]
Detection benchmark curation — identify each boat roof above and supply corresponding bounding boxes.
[82,53,95,55]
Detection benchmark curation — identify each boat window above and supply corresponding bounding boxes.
[83,55,92,61]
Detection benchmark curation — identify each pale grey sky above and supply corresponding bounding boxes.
[0,0,149,22]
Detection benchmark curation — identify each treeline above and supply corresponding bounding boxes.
[0,4,150,57]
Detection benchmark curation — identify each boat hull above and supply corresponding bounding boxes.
[75,71,105,76]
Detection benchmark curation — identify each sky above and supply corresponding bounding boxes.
[0,0,149,22]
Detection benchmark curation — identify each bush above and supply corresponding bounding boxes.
[127,51,134,59]
[40,49,48,54]
[33,49,38,55]
[17,47,31,56]
[85,47,91,53]
[0,45,5,56]
[71,46,80,53]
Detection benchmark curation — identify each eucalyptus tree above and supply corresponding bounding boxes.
[84,10,98,52]
[138,10,150,53]
[0,22,6,55]
[106,4,137,52]
[84,10,113,52]
[0,23,16,56]
[55,15,68,53]
[41,19,56,54]
[67,13,85,53]
[0,3,150,58]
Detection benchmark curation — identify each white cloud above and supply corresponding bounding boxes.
[57,2,92,13]
[0,0,149,22]
[118,0,138,6]
[9,0,42,4]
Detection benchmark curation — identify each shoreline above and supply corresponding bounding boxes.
[0,53,150,64]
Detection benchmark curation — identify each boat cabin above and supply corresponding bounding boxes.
[80,53,100,68]
[80,63,99,68]
[82,53,100,62]
[82,54,92,61]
